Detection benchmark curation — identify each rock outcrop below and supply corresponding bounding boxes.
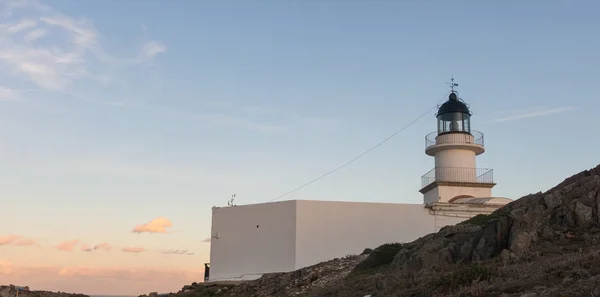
[389,164,600,276]
[0,286,88,297]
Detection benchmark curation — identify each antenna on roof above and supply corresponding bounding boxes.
[446,75,458,92]
[228,194,236,207]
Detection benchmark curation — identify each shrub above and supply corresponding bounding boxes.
[354,243,404,272]
[432,264,494,293]
[459,214,491,226]
[459,209,508,226]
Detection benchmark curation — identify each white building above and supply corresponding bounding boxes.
[206,85,512,282]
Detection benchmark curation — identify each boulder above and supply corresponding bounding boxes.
[509,231,535,254]
[500,249,517,265]
[574,200,593,227]
[543,191,561,210]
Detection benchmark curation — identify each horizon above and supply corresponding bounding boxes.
[2,0,600,295]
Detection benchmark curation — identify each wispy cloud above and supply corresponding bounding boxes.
[1,15,91,90]
[0,235,37,246]
[132,217,173,234]
[0,235,21,245]
[94,242,112,251]
[13,238,36,246]
[80,242,112,252]
[201,100,339,134]
[79,97,293,134]
[4,236,112,251]
[122,247,145,253]
[24,28,46,41]
[80,245,92,252]
[0,0,166,93]
[6,19,37,34]
[1,233,191,256]
[158,249,194,256]
[56,239,79,251]
[0,0,336,137]
[121,246,194,255]
[0,262,203,295]
[485,106,576,123]
[59,156,211,182]
[40,16,97,46]
[201,237,211,243]
[57,266,201,281]
[140,41,166,59]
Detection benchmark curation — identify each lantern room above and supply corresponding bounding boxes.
[436,92,471,135]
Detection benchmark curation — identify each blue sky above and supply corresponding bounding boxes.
[1,0,599,294]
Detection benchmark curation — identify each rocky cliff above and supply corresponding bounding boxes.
[0,285,88,297]
[150,164,600,297]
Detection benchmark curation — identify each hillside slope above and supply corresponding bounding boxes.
[154,164,600,297]
[0,286,88,297]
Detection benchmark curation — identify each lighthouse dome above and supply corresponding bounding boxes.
[437,92,471,116]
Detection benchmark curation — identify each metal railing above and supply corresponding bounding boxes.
[421,166,494,188]
[425,130,484,150]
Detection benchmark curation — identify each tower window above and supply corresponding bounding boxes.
[437,112,471,134]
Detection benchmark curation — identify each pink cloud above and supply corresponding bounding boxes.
[57,266,201,282]
[0,235,21,245]
[56,240,79,251]
[14,238,37,246]
[81,243,112,252]
[132,217,173,233]
[0,235,37,247]
[0,262,203,295]
[94,243,112,251]
[122,247,145,253]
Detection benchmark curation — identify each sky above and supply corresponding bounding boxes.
[1,0,599,295]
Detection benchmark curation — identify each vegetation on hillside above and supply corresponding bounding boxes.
[353,243,403,273]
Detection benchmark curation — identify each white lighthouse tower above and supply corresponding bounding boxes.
[419,80,497,206]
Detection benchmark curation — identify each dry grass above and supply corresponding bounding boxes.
[302,238,600,297]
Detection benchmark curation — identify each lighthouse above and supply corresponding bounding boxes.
[419,80,496,206]
[206,80,512,282]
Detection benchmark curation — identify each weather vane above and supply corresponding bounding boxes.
[446,76,458,92]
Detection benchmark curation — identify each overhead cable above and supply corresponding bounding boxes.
[267,92,450,203]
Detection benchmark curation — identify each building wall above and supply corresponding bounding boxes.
[294,200,465,270]
[208,200,297,281]
[438,185,492,203]
[423,187,440,205]
[430,210,472,232]
[208,200,473,281]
